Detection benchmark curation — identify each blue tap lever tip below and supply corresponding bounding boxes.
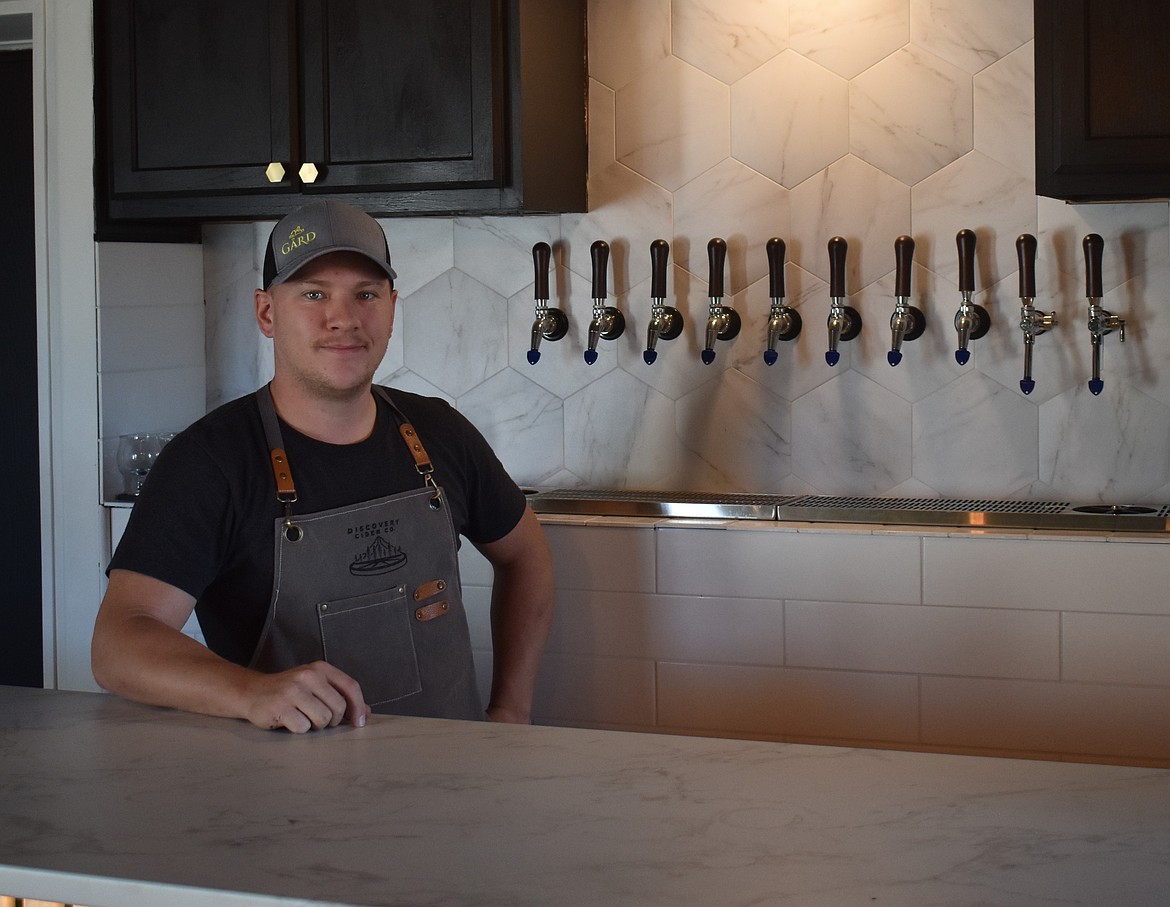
[1020,377,1036,395]
[887,350,903,367]
[643,349,657,365]
[701,349,716,365]
[955,349,971,366]
[763,350,778,366]
[584,350,598,365]
[1089,378,1104,396]
[825,350,840,367]
[526,349,541,365]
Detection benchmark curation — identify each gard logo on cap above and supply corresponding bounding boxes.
[281,225,317,256]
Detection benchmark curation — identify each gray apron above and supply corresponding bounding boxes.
[247,385,482,720]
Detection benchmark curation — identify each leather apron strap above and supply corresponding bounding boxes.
[249,385,481,720]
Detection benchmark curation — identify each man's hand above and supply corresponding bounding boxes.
[243,661,372,733]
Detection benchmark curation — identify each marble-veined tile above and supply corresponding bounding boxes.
[375,368,453,406]
[1107,264,1170,410]
[676,369,792,491]
[507,265,618,398]
[911,151,1038,286]
[615,55,731,192]
[726,265,838,402]
[673,158,790,291]
[459,368,565,485]
[454,215,563,300]
[909,0,1032,75]
[850,264,966,403]
[790,0,909,80]
[1036,195,1170,296]
[731,51,849,189]
[403,269,508,398]
[850,45,973,186]
[672,0,787,85]
[564,368,679,488]
[973,42,1034,181]
[613,270,723,401]
[587,0,671,91]
[588,78,617,176]
[560,160,673,292]
[201,222,257,296]
[378,216,454,298]
[1039,382,1170,501]
[791,369,913,493]
[911,369,1040,497]
[790,155,912,290]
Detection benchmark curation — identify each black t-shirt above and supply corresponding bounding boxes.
[109,387,526,666]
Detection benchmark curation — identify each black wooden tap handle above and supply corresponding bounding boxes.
[708,237,727,299]
[767,237,786,299]
[1084,233,1104,298]
[957,229,976,293]
[650,239,669,298]
[828,236,847,297]
[591,240,609,299]
[1016,233,1037,298]
[533,242,551,301]
[894,235,914,297]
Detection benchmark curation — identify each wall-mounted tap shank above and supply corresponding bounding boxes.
[763,237,801,366]
[1016,233,1056,396]
[825,236,861,366]
[644,239,683,364]
[701,237,741,365]
[1084,233,1125,396]
[527,241,569,364]
[584,240,625,365]
[953,228,990,365]
[888,235,925,366]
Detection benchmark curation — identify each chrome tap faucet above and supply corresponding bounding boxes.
[644,239,684,364]
[888,235,925,366]
[701,237,741,365]
[953,228,991,365]
[527,241,569,364]
[825,236,861,366]
[1016,233,1057,396]
[1084,233,1125,396]
[762,237,801,365]
[584,240,625,365]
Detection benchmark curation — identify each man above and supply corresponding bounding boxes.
[92,200,554,733]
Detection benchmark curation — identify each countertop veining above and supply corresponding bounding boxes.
[4,686,1170,906]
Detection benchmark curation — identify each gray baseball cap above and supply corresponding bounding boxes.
[262,200,397,289]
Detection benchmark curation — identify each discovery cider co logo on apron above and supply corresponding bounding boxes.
[347,518,407,576]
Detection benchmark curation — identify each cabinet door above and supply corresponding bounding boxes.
[98,0,295,198]
[1036,0,1170,200]
[298,0,503,192]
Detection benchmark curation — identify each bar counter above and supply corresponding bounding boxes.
[3,686,1170,906]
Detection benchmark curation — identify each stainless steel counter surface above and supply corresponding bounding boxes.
[4,686,1170,907]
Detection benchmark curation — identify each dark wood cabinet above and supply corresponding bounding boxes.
[1035,0,1170,201]
[95,0,585,232]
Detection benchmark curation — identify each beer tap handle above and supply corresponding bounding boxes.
[894,234,914,298]
[767,236,786,299]
[1084,233,1104,300]
[1017,233,1037,299]
[527,241,567,365]
[644,239,681,364]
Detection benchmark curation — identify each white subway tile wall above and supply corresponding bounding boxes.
[462,522,1170,764]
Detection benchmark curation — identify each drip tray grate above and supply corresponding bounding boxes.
[527,490,1170,531]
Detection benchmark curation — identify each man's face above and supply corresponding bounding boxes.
[255,251,397,403]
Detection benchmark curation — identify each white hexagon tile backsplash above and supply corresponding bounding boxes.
[202,0,1170,503]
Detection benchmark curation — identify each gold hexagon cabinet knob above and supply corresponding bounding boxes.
[298,162,320,184]
[264,161,286,183]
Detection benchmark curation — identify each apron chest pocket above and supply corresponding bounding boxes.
[317,588,422,706]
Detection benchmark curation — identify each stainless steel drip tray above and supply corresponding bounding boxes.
[527,489,1170,532]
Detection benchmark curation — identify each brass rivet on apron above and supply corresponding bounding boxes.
[437,580,446,591]
[319,603,328,613]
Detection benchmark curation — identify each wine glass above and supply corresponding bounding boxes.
[117,433,163,497]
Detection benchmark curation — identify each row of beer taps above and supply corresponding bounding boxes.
[527,231,1126,395]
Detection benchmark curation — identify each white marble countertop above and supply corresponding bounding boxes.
[4,686,1170,907]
